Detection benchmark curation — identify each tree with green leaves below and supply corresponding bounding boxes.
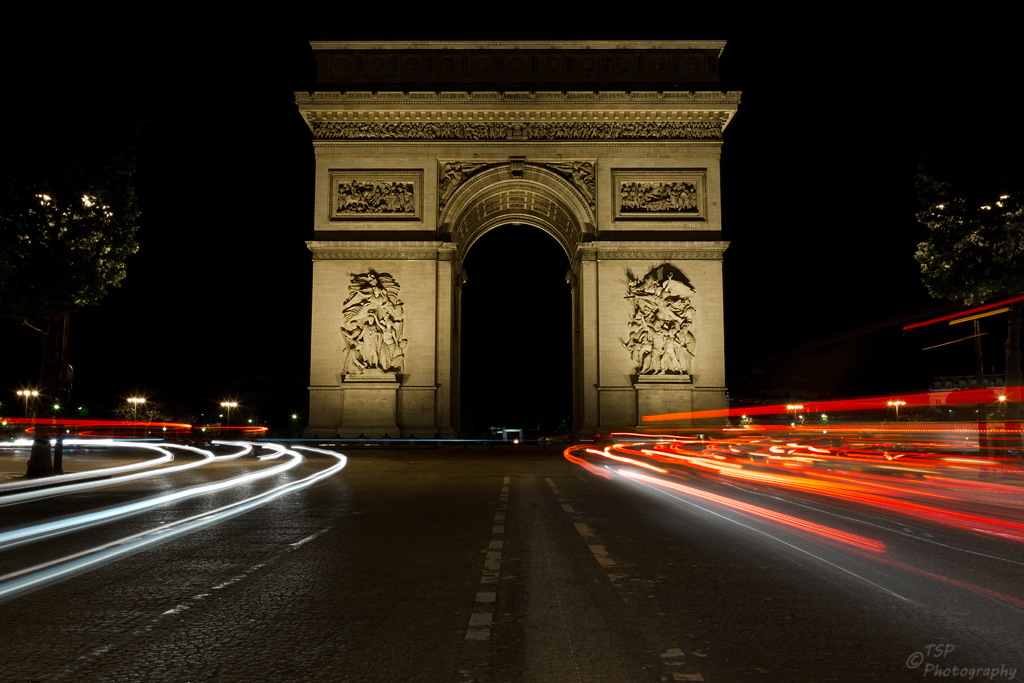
[914,170,1023,451]
[0,132,141,476]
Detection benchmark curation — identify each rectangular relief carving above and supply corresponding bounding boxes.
[612,169,706,221]
[329,170,423,221]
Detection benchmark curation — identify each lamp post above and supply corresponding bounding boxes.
[220,402,238,435]
[786,404,803,428]
[887,400,906,423]
[128,397,145,438]
[17,390,39,417]
[127,397,146,420]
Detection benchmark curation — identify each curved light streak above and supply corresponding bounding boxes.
[619,469,886,552]
[625,475,909,602]
[0,442,251,508]
[566,434,1024,547]
[0,445,346,602]
[0,445,292,549]
[0,440,173,493]
[586,447,668,474]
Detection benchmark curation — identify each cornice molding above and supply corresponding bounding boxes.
[311,141,725,148]
[295,91,741,104]
[310,41,728,52]
[577,240,729,260]
[307,240,455,261]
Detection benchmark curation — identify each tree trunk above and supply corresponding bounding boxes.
[975,320,987,457]
[1006,300,1023,457]
[23,314,68,478]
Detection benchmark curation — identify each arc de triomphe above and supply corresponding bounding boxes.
[296,41,740,437]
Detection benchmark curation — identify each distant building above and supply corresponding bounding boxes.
[489,427,524,443]
[928,374,1005,405]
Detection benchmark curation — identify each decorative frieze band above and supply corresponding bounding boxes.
[310,119,723,141]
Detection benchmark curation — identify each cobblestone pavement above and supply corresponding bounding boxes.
[0,445,1021,682]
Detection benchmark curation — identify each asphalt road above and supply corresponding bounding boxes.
[0,443,1021,682]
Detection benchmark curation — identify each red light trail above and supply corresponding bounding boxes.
[640,387,1022,424]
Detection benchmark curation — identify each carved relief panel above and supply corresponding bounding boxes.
[340,269,408,375]
[612,169,706,221]
[329,170,423,220]
[621,264,696,376]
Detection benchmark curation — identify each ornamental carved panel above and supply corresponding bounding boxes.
[340,270,407,375]
[612,169,707,221]
[543,161,596,210]
[621,264,696,376]
[329,170,423,221]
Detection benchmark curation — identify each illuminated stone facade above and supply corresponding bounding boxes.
[298,41,740,437]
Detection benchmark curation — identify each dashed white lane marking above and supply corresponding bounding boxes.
[290,526,332,549]
[162,604,190,616]
[587,545,616,567]
[573,522,594,538]
[468,612,493,627]
[467,477,507,640]
[211,561,267,590]
[548,478,705,682]
[47,526,334,680]
[545,477,617,571]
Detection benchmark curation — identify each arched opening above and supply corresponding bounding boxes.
[459,224,572,438]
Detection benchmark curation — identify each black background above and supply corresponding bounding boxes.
[1,13,1019,432]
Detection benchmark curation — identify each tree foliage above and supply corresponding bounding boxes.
[111,400,171,424]
[914,169,1024,455]
[0,138,141,320]
[914,172,1024,306]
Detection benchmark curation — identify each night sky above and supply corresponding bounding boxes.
[2,16,1020,432]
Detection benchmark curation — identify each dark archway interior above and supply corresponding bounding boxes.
[459,225,572,437]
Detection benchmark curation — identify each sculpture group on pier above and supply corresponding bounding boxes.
[340,270,407,374]
[622,264,696,376]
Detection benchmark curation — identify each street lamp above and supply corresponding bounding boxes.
[128,397,146,438]
[127,397,146,421]
[17,390,39,417]
[887,400,906,423]
[786,404,803,427]
[220,402,238,433]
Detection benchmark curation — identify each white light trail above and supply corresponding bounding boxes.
[0,445,346,602]
[0,441,172,493]
[0,442,251,507]
[0,445,290,549]
[620,471,909,602]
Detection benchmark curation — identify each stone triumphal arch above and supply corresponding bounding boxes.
[297,41,740,437]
